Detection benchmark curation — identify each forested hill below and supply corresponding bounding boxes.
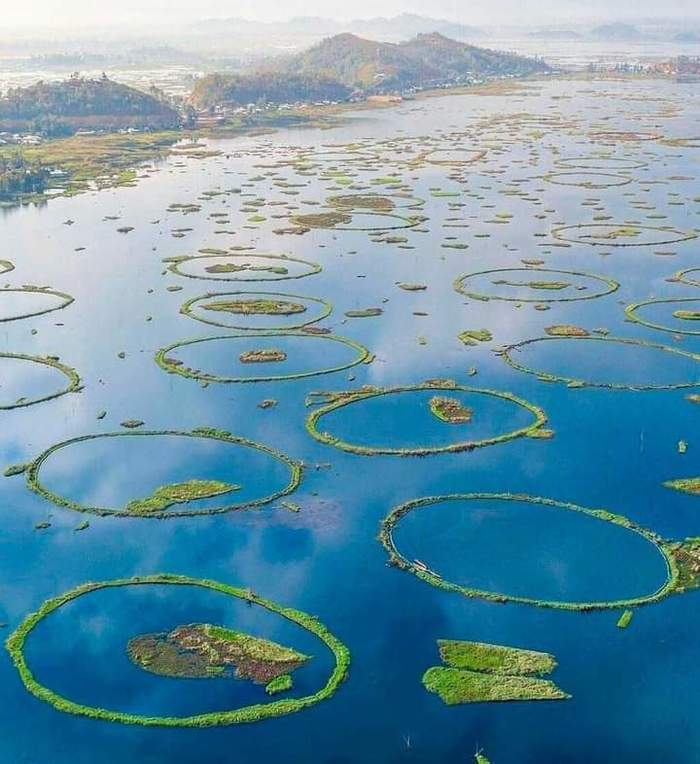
[0,76,181,134]
[191,32,549,109]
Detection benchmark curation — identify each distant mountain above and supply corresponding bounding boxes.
[191,32,548,109]
[591,23,643,40]
[282,32,548,92]
[348,14,483,42]
[0,76,180,134]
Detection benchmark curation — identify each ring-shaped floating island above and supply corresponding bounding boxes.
[5,574,350,727]
[418,148,488,166]
[554,156,648,171]
[180,291,332,331]
[305,381,548,456]
[626,297,700,336]
[661,137,700,148]
[543,171,632,189]
[166,253,322,283]
[0,352,81,410]
[674,268,700,288]
[552,223,697,247]
[0,259,14,275]
[326,193,425,212]
[454,267,619,303]
[379,493,684,611]
[21,429,301,517]
[156,332,372,384]
[0,286,74,323]
[502,336,700,390]
[289,210,422,231]
[589,131,662,142]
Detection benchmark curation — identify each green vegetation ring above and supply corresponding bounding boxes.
[379,493,676,611]
[674,268,700,288]
[0,286,74,323]
[156,332,372,384]
[543,172,632,189]
[0,352,81,410]
[180,291,332,331]
[625,297,700,336]
[454,267,619,303]
[25,429,301,518]
[6,574,350,727]
[166,253,322,283]
[661,137,700,148]
[327,193,425,211]
[589,131,662,142]
[305,382,548,456]
[554,156,647,171]
[0,260,14,275]
[502,335,700,390]
[552,223,697,247]
[290,211,421,232]
[419,149,488,166]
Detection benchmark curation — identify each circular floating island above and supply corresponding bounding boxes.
[502,336,700,390]
[0,286,74,323]
[454,267,619,303]
[6,574,350,727]
[21,429,301,517]
[419,148,487,166]
[543,171,632,189]
[327,193,425,212]
[552,223,697,247]
[305,382,548,456]
[554,156,648,171]
[181,291,332,331]
[674,268,700,288]
[0,352,81,410]
[0,259,14,275]
[157,332,372,384]
[166,253,321,283]
[661,136,700,148]
[626,297,700,336]
[380,493,676,611]
[589,130,662,142]
[289,210,421,232]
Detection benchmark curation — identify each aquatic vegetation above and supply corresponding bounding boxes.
[0,286,74,323]
[305,382,548,456]
[544,325,589,337]
[617,610,633,629]
[589,131,662,142]
[6,574,350,727]
[240,349,288,364]
[290,210,422,232]
[429,396,473,424]
[156,332,371,384]
[266,675,293,695]
[552,224,697,248]
[422,667,570,704]
[379,493,678,611]
[454,268,619,303]
[674,268,700,288]
[327,193,425,212]
[437,640,556,676]
[0,259,14,275]
[167,253,322,283]
[458,330,493,345]
[127,623,309,682]
[344,308,383,318]
[125,480,240,516]
[663,477,700,496]
[544,171,632,189]
[626,298,700,336]
[502,336,700,391]
[19,430,301,518]
[0,353,81,410]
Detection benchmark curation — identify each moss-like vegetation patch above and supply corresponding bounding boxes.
[305,382,548,456]
[458,330,492,345]
[240,349,287,364]
[22,429,301,518]
[437,640,556,676]
[380,493,677,611]
[127,623,309,682]
[6,574,350,727]
[626,298,700,336]
[167,254,321,283]
[429,396,473,424]
[0,352,81,410]
[545,325,589,337]
[664,477,700,495]
[552,224,696,248]
[125,480,240,516]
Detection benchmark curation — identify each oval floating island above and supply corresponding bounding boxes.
[552,223,697,247]
[626,297,700,336]
[0,286,74,323]
[0,352,81,410]
[6,574,350,727]
[305,381,548,456]
[289,210,421,232]
[502,336,700,390]
[379,493,683,611]
[156,332,372,384]
[543,171,632,189]
[19,429,301,518]
[454,267,619,303]
[166,253,321,283]
[181,291,332,331]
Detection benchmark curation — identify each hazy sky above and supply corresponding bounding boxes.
[4,0,700,28]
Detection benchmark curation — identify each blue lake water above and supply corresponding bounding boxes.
[2,77,700,763]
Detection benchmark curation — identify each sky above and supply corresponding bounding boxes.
[2,0,699,29]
